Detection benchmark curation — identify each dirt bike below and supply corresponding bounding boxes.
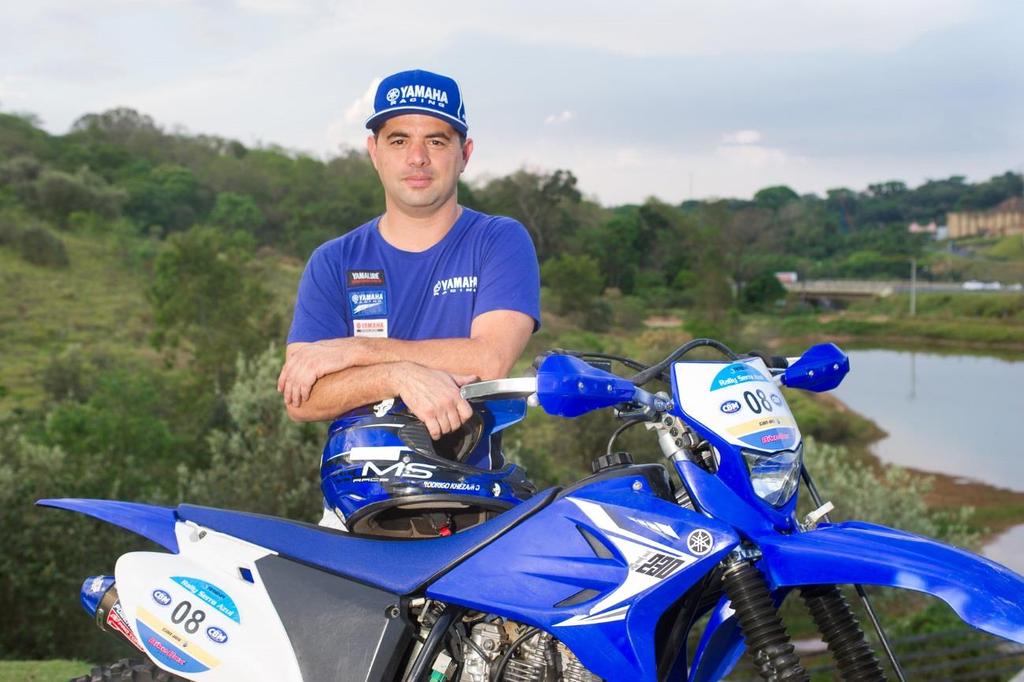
[41,339,1024,681]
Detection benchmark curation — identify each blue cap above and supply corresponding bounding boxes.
[365,69,467,135]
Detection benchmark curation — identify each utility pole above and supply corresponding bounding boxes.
[910,257,917,316]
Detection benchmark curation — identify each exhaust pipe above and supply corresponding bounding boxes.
[81,575,144,652]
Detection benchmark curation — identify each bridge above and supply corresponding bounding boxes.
[783,279,993,300]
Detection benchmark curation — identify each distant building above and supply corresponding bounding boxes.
[774,271,799,284]
[947,198,1024,239]
[908,221,937,234]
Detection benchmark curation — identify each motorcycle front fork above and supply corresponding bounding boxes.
[721,558,887,681]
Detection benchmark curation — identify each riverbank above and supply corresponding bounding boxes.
[766,311,1024,356]
[818,388,1024,542]
[917,467,1024,537]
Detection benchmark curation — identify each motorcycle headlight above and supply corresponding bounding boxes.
[742,444,803,507]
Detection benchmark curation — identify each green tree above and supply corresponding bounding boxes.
[123,164,204,235]
[0,111,56,160]
[475,169,587,261]
[753,185,799,211]
[209,191,265,234]
[740,271,786,311]
[44,367,196,482]
[149,225,275,388]
[541,254,604,316]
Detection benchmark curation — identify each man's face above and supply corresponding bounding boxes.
[366,114,473,216]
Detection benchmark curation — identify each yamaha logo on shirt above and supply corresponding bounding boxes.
[347,270,385,287]
[433,275,478,296]
[350,289,387,317]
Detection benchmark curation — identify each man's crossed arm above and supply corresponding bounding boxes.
[278,309,534,438]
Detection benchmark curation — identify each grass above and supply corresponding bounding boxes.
[0,229,305,413]
[0,229,156,410]
[0,660,91,682]
[774,309,1024,350]
[985,234,1024,260]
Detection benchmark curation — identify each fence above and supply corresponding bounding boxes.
[728,626,1024,681]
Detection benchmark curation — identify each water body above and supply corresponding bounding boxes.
[832,350,1024,492]
[830,349,1024,573]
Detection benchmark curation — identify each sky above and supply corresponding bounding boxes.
[1,0,1022,206]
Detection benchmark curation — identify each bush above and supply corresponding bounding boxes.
[41,344,103,403]
[613,295,648,328]
[541,254,604,315]
[179,346,322,521]
[33,168,125,226]
[803,439,978,549]
[0,420,165,660]
[581,298,613,332]
[740,271,786,311]
[0,210,23,245]
[17,226,69,267]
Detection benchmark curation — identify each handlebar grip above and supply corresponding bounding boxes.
[746,350,789,369]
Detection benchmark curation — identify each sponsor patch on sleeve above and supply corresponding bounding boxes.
[350,289,388,318]
[347,270,385,287]
[354,319,388,338]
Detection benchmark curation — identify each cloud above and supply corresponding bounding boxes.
[715,143,790,169]
[343,78,381,125]
[3,0,1015,205]
[324,77,381,152]
[501,0,977,57]
[721,129,762,145]
[544,110,574,125]
[233,0,316,13]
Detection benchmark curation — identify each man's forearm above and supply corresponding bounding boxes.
[286,363,399,422]
[348,337,509,380]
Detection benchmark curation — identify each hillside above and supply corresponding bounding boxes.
[0,230,155,408]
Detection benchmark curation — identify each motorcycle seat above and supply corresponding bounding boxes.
[175,487,559,595]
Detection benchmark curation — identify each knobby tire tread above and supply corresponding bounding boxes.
[70,658,190,682]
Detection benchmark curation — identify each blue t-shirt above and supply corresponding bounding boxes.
[287,207,540,343]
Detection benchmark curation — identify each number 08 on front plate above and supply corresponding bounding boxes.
[672,358,801,453]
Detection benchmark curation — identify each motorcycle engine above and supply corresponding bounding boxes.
[458,619,601,682]
[408,601,600,682]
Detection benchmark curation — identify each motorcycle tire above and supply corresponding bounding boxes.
[70,658,190,682]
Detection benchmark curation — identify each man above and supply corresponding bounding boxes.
[278,69,540,443]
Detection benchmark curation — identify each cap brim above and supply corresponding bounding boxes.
[365,107,468,135]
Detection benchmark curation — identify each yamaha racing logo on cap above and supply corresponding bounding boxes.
[365,69,468,135]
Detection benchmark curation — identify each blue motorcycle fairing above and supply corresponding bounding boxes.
[669,362,799,534]
[755,521,1024,644]
[672,460,782,537]
[688,596,744,682]
[428,473,741,681]
[176,488,558,595]
[36,498,179,552]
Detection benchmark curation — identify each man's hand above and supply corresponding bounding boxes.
[392,362,477,440]
[278,339,363,406]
